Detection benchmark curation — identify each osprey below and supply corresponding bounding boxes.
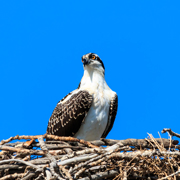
[46,53,118,141]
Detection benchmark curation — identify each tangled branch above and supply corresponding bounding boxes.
[0,130,180,179]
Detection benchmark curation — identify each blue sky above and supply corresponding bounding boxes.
[0,1,180,141]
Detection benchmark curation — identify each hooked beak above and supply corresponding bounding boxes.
[82,58,89,66]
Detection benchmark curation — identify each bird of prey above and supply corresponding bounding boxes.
[46,53,118,141]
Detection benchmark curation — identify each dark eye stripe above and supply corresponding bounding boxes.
[88,53,105,70]
[96,56,105,70]
[88,53,94,59]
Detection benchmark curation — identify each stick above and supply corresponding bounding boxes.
[0,159,39,169]
[0,173,24,180]
[38,137,64,180]
[161,128,180,138]
[0,134,97,148]
[158,170,180,180]
[101,138,178,147]
[78,170,119,180]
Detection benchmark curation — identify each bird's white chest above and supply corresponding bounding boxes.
[74,87,113,141]
[73,69,116,141]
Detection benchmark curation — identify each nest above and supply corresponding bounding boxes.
[0,128,180,180]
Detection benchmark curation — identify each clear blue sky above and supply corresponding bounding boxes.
[0,1,180,141]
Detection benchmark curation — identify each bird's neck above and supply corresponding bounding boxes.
[80,68,107,90]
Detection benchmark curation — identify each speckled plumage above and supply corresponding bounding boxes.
[46,53,118,141]
[46,90,93,137]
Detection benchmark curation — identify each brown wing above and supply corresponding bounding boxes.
[101,94,118,138]
[46,90,93,137]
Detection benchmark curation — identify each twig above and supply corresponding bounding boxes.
[58,153,98,166]
[74,167,86,179]
[0,164,25,170]
[0,173,24,180]
[0,134,97,148]
[70,142,123,174]
[123,171,127,180]
[85,165,106,172]
[0,159,40,169]
[21,172,36,180]
[78,170,119,180]
[148,133,165,152]
[158,169,180,180]
[161,128,180,138]
[70,150,114,174]
[38,137,64,180]
[59,165,73,180]
[0,132,180,180]
[60,148,105,161]
[0,145,46,156]
[101,138,178,147]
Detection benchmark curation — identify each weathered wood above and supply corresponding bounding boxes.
[101,138,178,147]
[162,128,180,138]
[0,130,180,180]
[0,134,97,148]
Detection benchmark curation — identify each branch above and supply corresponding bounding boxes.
[158,169,180,180]
[101,138,178,147]
[0,145,45,156]
[58,153,98,166]
[38,137,64,180]
[0,159,40,169]
[0,173,24,180]
[78,170,119,180]
[161,128,180,138]
[1,132,180,180]
[0,134,97,148]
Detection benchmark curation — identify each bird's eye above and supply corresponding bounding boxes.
[92,55,96,60]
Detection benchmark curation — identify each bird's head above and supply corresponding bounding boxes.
[81,53,105,75]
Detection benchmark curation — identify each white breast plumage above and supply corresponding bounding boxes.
[74,69,116,140]
[75,88,114,141]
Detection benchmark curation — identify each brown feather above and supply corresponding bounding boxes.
[46,90,93,137]
[101,94,118,138]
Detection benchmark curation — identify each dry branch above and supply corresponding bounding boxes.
[0,134,97,148]
[0,130,180,179]
[162,128,180,138]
